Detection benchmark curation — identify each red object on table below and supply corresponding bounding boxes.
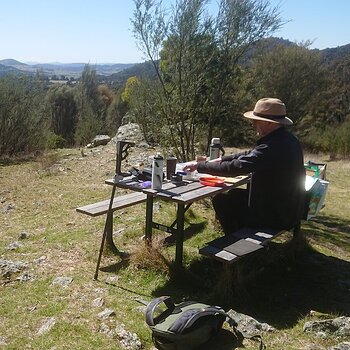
[199,176,225,187]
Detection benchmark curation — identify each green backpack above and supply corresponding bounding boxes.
[145,296,264,350]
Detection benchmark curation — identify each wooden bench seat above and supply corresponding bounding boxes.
[76,191,147,217]
[199,227,286,264]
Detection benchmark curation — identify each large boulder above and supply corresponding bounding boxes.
[227,309,275,336]
[303,316,350,337]
[91,135,111,147]
[114,123,146,145]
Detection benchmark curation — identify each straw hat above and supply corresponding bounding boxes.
[243,98,293,125]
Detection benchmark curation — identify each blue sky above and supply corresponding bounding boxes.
[1,0,349,64]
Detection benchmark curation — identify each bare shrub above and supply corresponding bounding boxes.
[34,152,61,176]
[129,235,171,273]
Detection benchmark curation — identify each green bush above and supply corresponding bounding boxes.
[46,132,67,149]
[304,118,350,158]
[0,75,49,157]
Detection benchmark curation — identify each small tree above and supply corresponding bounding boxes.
[74,65,106,145]
[122,76,162,145]
[46,85,78,146]
[0,75,49,157]
[132,0,283,160]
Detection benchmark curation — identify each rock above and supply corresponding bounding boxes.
[37,317,56,336]
[33,255,47,265]
[137,141,152,149]
[106,275,119,284]
[99,323,110,334]
[97,308,116,320]
[92,297,104,308]
[16,272,35,282]
[309,310,331,317]
[115,123,145,144]
[7,241,23,250]
[304,317,350,337]
[0,259,27,278]
[227,309,275,336]
[91,135,111,147]
[115,323,142,350]
[0,336,7,345]
[3,203,14,213]
[52,276,73,288]
[99,323,115,337]
[329,342,350,350]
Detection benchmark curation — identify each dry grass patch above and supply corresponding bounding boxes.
[128,235,172,273]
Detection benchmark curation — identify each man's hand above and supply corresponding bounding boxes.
[182,161,198,173]
[182,157,222,173]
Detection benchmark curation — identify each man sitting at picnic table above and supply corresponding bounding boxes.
[183,97,306,235]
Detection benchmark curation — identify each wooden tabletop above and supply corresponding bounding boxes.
[106,175,249,205]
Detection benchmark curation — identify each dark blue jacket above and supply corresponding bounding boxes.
[197,127,305,229]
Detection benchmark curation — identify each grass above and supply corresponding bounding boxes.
[0,144,349,349]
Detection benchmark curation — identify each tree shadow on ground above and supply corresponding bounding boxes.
[303,214,350,251]
[153,226,350,331]
[313,215,350,235]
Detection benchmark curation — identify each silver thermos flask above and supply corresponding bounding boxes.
[209,138,221,160]
[152,153,164,189]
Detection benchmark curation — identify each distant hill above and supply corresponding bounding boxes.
[104,61,158,86]
[0,59,136,78]
[0,58,28,67]
[317,43,350,62]
[31,62,135,76]
[0,63,23,77]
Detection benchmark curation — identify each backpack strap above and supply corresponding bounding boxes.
[145,296,175,327]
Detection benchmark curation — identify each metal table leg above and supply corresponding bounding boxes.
[105,210,119,254]
[145,194,154,243]
[175,203,185,267]
[170,203,192,228]
[94,184,129,280]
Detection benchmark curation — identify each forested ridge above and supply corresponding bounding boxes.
[1,1,350,160]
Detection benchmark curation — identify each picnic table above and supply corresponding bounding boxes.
[105,174,250,267]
